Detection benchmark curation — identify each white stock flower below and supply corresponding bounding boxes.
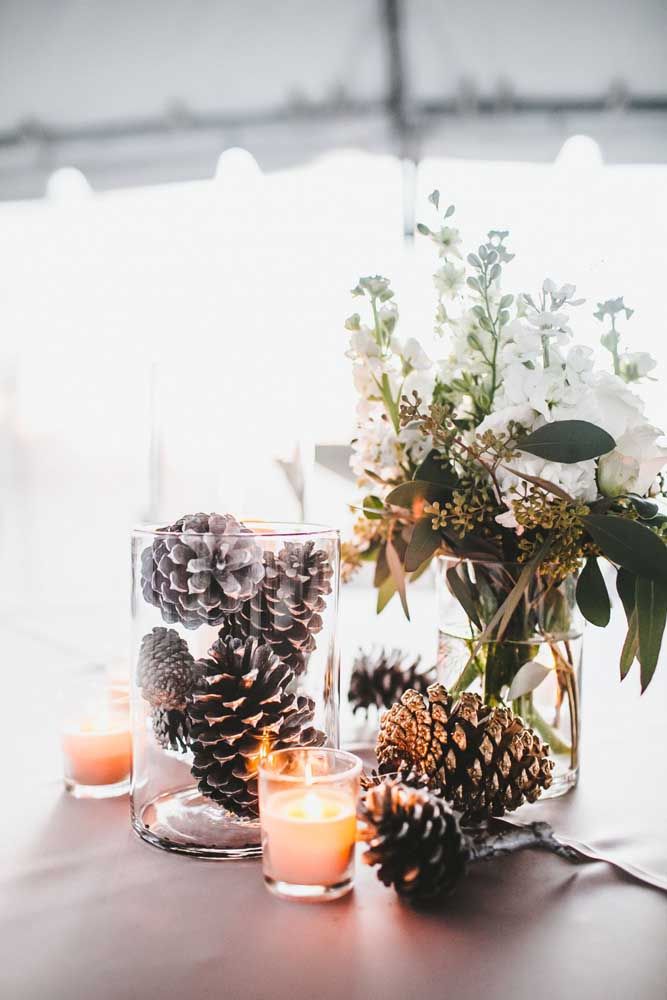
[500,319,542,365]
[598,424,667,497]
[526,310,572,344]
[433,261,465,299]
[499,362,566,418]
[619,351,657,381]
[403,367,436,405]
[430,226,462,258]
[402,337,432,371]
[346,327,380,361]
[565,345,595,384]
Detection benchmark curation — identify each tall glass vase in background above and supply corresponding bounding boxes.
[435,556,582,795]
[130,520,340,858]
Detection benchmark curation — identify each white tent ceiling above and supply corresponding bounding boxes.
[0,0,666,198]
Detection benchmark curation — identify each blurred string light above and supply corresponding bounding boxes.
[46,166,92,201]
[555,135,603,170]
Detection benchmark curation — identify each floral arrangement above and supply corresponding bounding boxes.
[343,191,667,694]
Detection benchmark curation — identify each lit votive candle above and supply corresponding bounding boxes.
[259,748,361,900]
[61,676,132,798]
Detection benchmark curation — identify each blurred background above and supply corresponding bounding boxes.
[0,0,666,671]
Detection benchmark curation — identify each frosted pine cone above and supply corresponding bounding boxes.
[140,513,265,629]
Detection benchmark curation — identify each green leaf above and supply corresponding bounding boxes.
[616,568,636,621]
[515,420,615,463]
[373,543,390,589]
[416,222,431,236]
[376,573,396,614]
[636,577,667,692]
[413,450,460,488]
[624,494,659,519]
[620,612,638,680]
[405,517,441,573]
[507,661,552,700]
[576,557,611,627]
[361,494,384,520]
[385,536,410,620]
[445,565,482,630]
[385,480,451,511]
[428,190,440,210]
[582,515,667,584]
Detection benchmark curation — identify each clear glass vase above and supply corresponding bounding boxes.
[130,518,340,858]
[435,556,582,796]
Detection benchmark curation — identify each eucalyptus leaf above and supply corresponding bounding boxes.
[619,612,638,680]
[636,577,667,692]
[445,565,482,630]
[361,494,384,520]
[386,537,410,620]
[507,661,552,700]
[405,517,442,573]
[582,515,667,584]
[516,420,615,463]
[624,494,659,519]
[385,480,452,511]
[376,573,396,614]
[616,567,636,621]
[576,557,611,627]
[413,450,460,488]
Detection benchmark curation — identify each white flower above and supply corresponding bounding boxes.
[403,367,436,404]
[500,319,543,365]
[500,362,566,418]
[495,508,524,534]
[352,364,379,398]
[542,279,584,306]
[433,261,465,299]
[619,351,657,381]
[430,226,462,258]
[565,345,595,384]
[346,327,380,361]
[558,370,646,441]
[526,310,572,344]
[402,337,432,371]
[598,424,667,497]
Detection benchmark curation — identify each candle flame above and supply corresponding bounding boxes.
[304,758,313,786]
[302,790,325,820]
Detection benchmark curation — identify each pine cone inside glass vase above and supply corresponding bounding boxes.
[140,513,265,629]
[348,647,435,715]
[376,684,554,821]
[187,636,326,817]
[220,541,333,675]
[152,708,190,753]
[358,776,469,905]
[137,627,199,753]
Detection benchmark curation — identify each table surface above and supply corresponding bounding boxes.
[2,586,667,1000]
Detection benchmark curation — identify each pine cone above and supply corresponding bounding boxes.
[348,648,435,715]
[376,684,554,821]
[187,636,326,817]
[140,513,265,629]
[359,776,469,905]
[152,708,190,753]
[220,541,333,675]
[137,627,196,710]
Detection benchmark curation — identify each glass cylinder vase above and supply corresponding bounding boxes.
[435,556,582,796]
[130,517,340,858]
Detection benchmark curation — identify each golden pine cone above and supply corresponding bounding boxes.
[376,683,554,821]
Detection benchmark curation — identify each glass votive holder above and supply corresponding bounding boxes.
[259,747,362,901]
[60,672,132,799]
